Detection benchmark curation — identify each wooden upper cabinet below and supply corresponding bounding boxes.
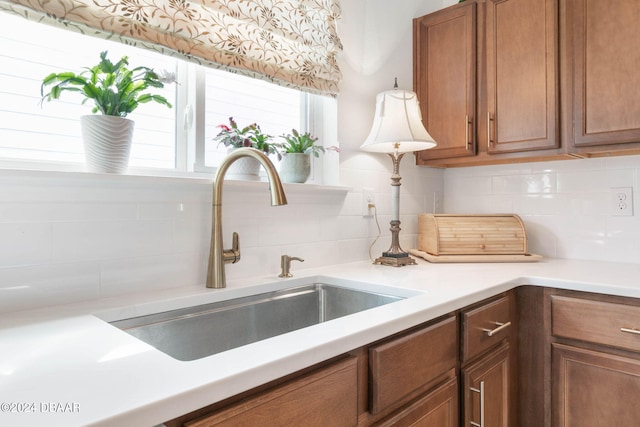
[485,0,559,154]
[413,2,476,161]
[566,0,640,151]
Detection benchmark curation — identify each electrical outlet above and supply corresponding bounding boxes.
[611,187,634,216]
[362,188,375,217]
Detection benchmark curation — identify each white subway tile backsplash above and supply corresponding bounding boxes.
[0,202,138,222]
[444,155,640,263]
[1,152,636,313]
[280,241,341,270]
[100,252,206,297]
[338,237,373,264]
[446,175,492,195]
[52,220,174,262]
[258,217,320,246]
[0,222,52,267]
[514,194,573,216]
[0,262,100,312]
[318,216,340,242]
[337,215,368,240]
[492,173,557,194]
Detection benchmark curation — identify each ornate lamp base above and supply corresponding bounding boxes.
[371,150,419,268]
[373,252,417,267]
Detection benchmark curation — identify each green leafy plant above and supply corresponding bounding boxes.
[213,117,276,155]
[41,51,173,117]
[278,129,338,158]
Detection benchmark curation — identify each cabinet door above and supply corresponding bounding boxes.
[485,0,558,154]
[414,2,476,161]
[463,343,510,427]
[567,0,640,149]
[552,343,640,427]
[375,377,458,427]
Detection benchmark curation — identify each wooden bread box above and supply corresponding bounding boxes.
[413,214,541,262]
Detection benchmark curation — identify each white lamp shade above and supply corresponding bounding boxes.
[360,89,437,153]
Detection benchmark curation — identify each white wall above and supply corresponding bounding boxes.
[0,1,445,313]
[6,0,635,314]
[444,156,640,263]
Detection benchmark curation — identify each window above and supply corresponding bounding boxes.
[203,69,303,169]
[0,12,310,174]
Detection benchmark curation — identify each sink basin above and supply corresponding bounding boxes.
[110,283,406,361]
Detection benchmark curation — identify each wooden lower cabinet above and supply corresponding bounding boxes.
[167,295,522,427]
[375,377,459,427]
[463,343,511,427]
[167,316,459,427]
[552,343,640,426]
[518,287,640,427]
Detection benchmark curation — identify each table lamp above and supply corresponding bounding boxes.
[360,81,437,266]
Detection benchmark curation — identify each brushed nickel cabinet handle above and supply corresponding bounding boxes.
[621,327,640,335]
[483,321,511,337]
[487,112,495,148]
[470,380,485,427]
[466,115,473,150]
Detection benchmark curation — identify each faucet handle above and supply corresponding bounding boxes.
[278,255,304,278]
[223,232,241,264]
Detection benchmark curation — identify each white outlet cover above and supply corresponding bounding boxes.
[611,187,634,216]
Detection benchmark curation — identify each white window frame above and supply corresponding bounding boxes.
[0,11,339,185]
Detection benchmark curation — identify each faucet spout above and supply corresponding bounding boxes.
[207,148,287,288]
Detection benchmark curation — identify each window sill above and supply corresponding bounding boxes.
[0,166,352,195]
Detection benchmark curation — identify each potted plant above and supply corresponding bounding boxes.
[213,117,276,180]
[277,129,337,183]
[41,51,173,173]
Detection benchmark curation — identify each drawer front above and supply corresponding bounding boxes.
[375,376,459,427]
[369,315,457,415]
[462,295,512,363]
[186,356,358,427]
[552,295,640,352]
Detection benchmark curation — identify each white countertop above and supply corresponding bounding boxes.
[1,257,640,427]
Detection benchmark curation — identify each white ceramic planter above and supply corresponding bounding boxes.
[225,147,261,180]
[80,115,135,174]
[279,153,311,183]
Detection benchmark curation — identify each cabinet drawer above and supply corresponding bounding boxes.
[186,356,358,427]
[552,296,640,352]
[462,295,512,363]
[369,316,457,415]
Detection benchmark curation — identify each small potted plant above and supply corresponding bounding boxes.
[277,129,337,183]
[214,117,276,154]
[213,117,276,180]
[41,51,173,173]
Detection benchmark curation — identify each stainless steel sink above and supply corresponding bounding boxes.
[110,283,405,361]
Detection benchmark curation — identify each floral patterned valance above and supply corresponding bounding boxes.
[0,0,343,96]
